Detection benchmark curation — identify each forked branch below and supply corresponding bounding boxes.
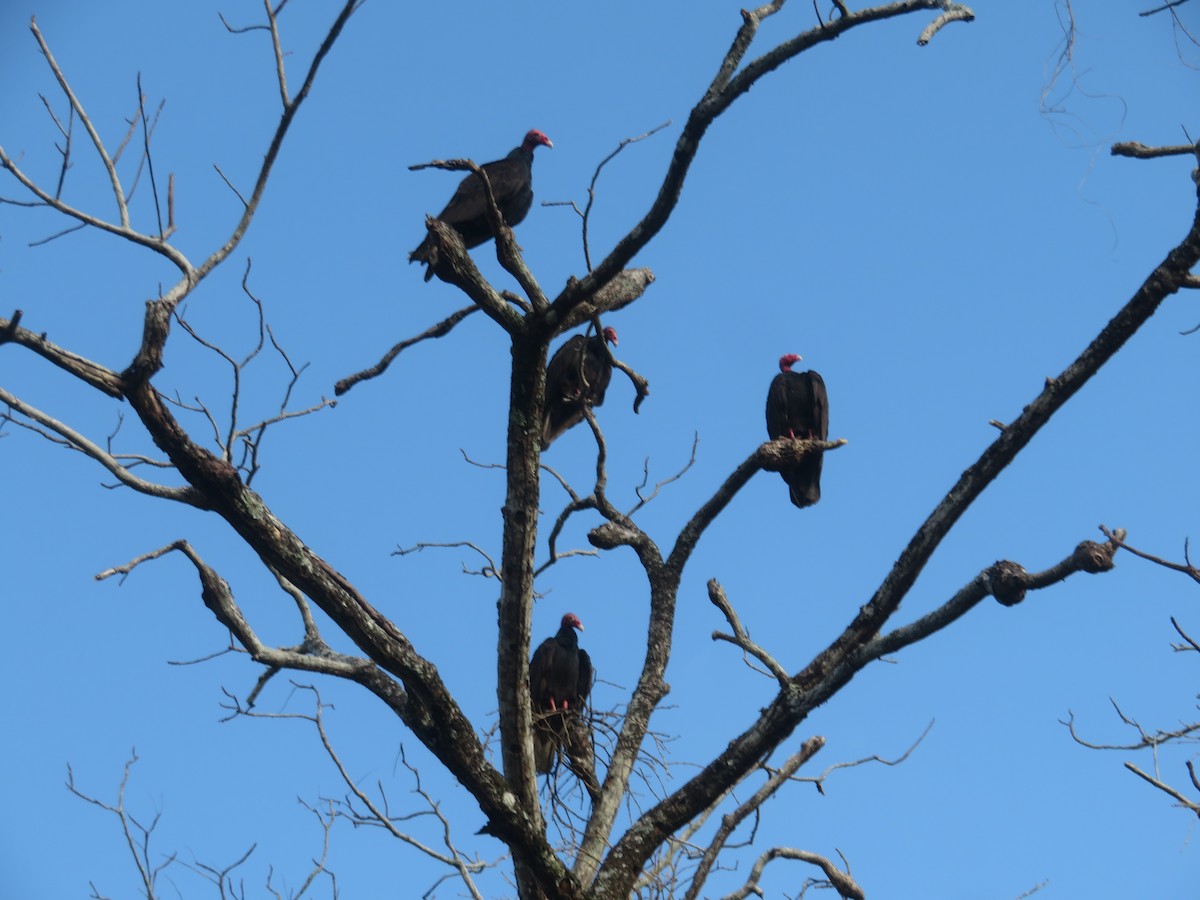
[550,0,975,323]
[684,737,826,900]
[722,846,864,900]
[235,685,494,899]
[67,752,169,900]
[0,387,207,507]
[708,579,791,687]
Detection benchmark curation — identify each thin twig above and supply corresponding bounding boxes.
[335,305,480,396]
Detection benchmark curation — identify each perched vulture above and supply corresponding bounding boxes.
[529,613,593,776]
[409,129,554,281]
[541,327,618,449]
[765,353,829,508]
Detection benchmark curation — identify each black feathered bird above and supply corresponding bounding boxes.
[542,327,618,449]
[766,353,829,508]
[409,129,553,281]
[529,613,592,775]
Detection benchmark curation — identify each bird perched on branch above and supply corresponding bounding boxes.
[542,327,618,449]
[529,613,593,776]
[409,129,553,281]
[766,352,829,508]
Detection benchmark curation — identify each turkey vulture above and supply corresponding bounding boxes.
[541,327,618,449]
[529,612,592,775]
[766,353,829,508]
[409,129,553,281]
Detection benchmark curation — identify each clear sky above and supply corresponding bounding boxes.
[2,1,1198,897]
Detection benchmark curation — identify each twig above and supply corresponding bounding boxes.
[1100,525,1200,584]
[66,752,167,899]
[252,685,492,899]
[1140,0,1191,16]
[799,722,934,796]
[219,1,292,34]
[0,387,205,507]
[335,304,480,396]
[136,74,166,238]
[708,579,791,687]
[1124,762,1200,816]
[393,540,500,579]
[265,0,291,107]
[35,91,73,199]
[1059,708,1200,752]
[181,844,256,895]
[544,121,671,271]
[30,17,130,227]
[628,433,698,515]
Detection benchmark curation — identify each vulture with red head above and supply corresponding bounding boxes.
[766,353,829,508]
[529,612,593,775]
[541,327,618,449]
[409,129,553,281]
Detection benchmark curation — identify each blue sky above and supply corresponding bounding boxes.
[2,1,1198,897]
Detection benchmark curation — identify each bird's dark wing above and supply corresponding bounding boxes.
[435,151,533,230]
[575,648,593,709]
[805,371,829,441]
[409,147,536,279]
[529,636,557,709]
[580,337,614,408]
[542,335,616,448]
[766,372,792,440]
[546,335,586,398]
[542,336,587,448]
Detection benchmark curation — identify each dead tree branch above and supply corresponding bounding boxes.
[1100,526,1200,584]
[1112,140,1200,159]
[238,685,494,899]
[708,579,792,687]
[1063,531,1200,820]
[1140,0,1191,15]
[0,387,207,507]
[409,157,547,312]
[545,121,672,272]
[1124,762,1200,817]
[799,722,934,796]
[0,312,127,397]
[684,737,826,900]
[67,752,171,900]
[335,304,480,396]
[721,846,864,900]
[548,0,976,328]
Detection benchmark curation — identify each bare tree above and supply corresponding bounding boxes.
[2,2,1198,897]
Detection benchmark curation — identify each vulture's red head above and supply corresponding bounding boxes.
[779,353,802,373]
[603,326,619,347]
[523,129,554,151]
[561,612,584,632]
